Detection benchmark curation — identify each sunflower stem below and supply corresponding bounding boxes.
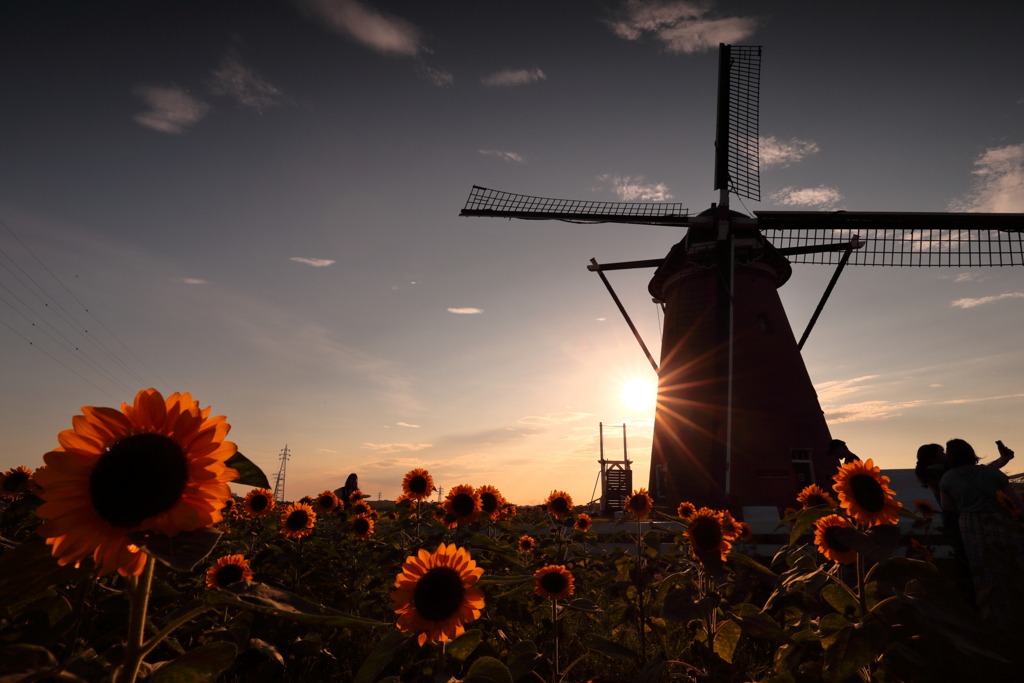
[856,550,868,615]
[435,640,446,676]
[116,554,155,683]
[138,605,216,658]
[551,598,559,678]
[636,516,647,665]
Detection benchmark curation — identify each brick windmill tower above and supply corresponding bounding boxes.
[459,45,1024,514]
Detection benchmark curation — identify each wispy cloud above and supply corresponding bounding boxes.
[517,411,593,426]
[479,150,525,163]
[949,143,1024,212]
[290,257,335,267]
[759,136,819,169]
[316,448,339,452]
[481,68,546,87]
[297,0,421,55]
[814,375,881,403]
[448,307,482,314]
[607,0,757,54]
[824,399,928,424]
[951,292,1024,308]
[769,186,843,209]
[396,421,420,428]
[208,52,283,112]
[596,174,673,201]
[133,85,210,134]
[954,273,980,282]
[417,63,454,87]
[361,442,433,453]
[182,278,208,285]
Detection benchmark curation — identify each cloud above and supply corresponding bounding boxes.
[481,68,546,87]
[182,278,208,285]
[596,174,673,201]
[361,443,433,453]
[951,292,1024,308]
[607,0,757,54]
[954,273,979,282]
[297,0,421,56]
[949,143,1024,212]
[208,52,284,112]
[290,257,335,267]
[814,375,881,403]
[759,136,820,169]
[824,399,928,424]
[479,150,525,163]
[316,448,339,452]
[769,185,843,209]
[396,421,420,428]
[447,307,482,314]
[416,63,454,87]
[517,411,593,426]
[133,85,210,134]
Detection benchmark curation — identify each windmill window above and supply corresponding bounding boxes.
[757,314,773,333]
[791,449,815,486]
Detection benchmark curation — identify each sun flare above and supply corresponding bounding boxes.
[620,377,656,412]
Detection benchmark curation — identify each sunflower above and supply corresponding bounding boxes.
[545,491,574,519]
[351,514,375,540]
[518,535,536,553]
[575,514,592,532]
[298,495,314,506]
[402,469,434,502]
[913,499,937,519]
[719,510,740,540]
[350,500,371,517]
[314,490,339,514]
[476,485,505,520]
[28,465,48,493]
[443,485,482,526]
[909,538,934,562]
[813,514,857,564]
[736,521,753,541]
[533,565,575,600]
[685,508,731,561]
[500,504,518,521]
[34,389,238,577]
[797,484,838,509]
[676,501,696,519]
[348,489,364,504]
[624,488,654,518]
[205,554,253,589]
[997,490,1019,518]
[0,466,32,499]
[833,458,901,526]
[279,502,316,539]
[243,488,276,518]
[392,543,485,646]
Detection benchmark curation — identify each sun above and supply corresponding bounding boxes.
[620,377,656,411]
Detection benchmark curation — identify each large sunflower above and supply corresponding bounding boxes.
[797,484,838,509]
[350,500,371,517]
[443,485,482,526]
[813,515,857,564]
[685,508,732,561]
[402,469,434,502]
[206,554,253,589]
[34,389,238,576]
[518,535,536,553]
[391,543,485,646]
[575,514,592,532]
[279,503,316,539]
[314,490,339,515]
[624,488,654,518]
[243,488,276,518]
[832,458,901,526]
[545,491,574,519]
[533,565,575,600]
[0,466,32,499]
[351,514,375,540]
[476,485,505,520]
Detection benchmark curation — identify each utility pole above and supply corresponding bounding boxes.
[273,445,290,503]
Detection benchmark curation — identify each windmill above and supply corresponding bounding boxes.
[459,45,1024,515]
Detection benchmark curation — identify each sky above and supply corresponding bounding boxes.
[1,1,1023,506]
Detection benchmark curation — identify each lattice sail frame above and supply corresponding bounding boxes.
[461,185,690,224]
[714,45,761,202]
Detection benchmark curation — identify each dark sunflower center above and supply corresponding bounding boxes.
[3,471,29,492]
[690,517,723,552]
[480,492,499,513]
[541,571,568,594]
[849,474,885,512]
[550,497,569,514]
[451,493,475,517]
[576,519,589,530]
[823,526,852,553]
[89,433,188,528]
[352,503,368,515]
[413,566,465,622]
[805,494,828,507]
[215,563,244,587]
[250,494,269,512]
[443,512,458,525]
[286,509,310,531]
[629,495,647,512]
[679,506,693,519]
[409,475,428,495]
[318,495,334,509]
[353,518,370,535]
[521,540,533,549]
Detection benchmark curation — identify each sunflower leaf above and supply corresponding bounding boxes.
[788,508,835,545]
[476,575,533,586]
[150,641,237,683]
[353,631,412,683]
[0,539,94,610]
[506,640,542,681]
[126,527,223,572]
[727,552,779,579]
[207,581,390,627]
[830,525,902,565]
[897,506,924,521]
[464,655,514,683]
[713,621,742,663]
[447,628,482,661]
[587,634,639,660]
[225,452,271,489]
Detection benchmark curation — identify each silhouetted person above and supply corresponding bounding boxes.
[829,439,860,465]
[335,473,359,504]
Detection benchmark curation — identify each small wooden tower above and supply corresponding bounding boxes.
[598,422,633,515]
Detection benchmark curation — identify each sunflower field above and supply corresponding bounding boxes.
[2,389,1024,682]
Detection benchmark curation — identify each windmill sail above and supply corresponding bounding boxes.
[461,185,691,225]
[714,44,761,202]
